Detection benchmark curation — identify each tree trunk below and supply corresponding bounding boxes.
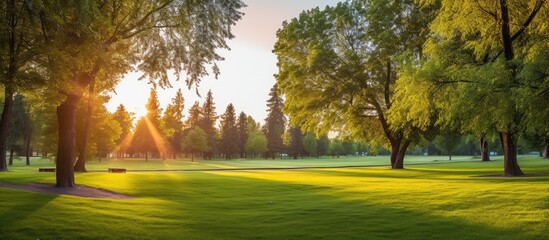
[480,137,490,161]
[1,0,16,172]
[191,152,194,162]
[8,147,14,165]
[389,140,400,169]
[543,144,548,159]
[500,132,524,176]
[145,152,148,161]
[74,80,96,172]
[0,88,14,171]
[56,95,79,188]
[394,139,410,169]
[25,137,31,165]
[449,154,452,161]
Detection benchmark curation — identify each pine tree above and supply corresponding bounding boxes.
[131,117,151,160]
[146,88,161,127]
[112,104,134,158]
[199,90,218,159]
[220,104,238,160]
[162,89,185,158]
[264,84,286,159]
[146,87,163,158]
[236,112,248,158]
[131,88,163,160]
[186,101,202,129]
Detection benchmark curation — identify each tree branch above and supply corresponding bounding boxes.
[510,0,544,42]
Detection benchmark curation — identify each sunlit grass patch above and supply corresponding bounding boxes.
[0,157,547,239]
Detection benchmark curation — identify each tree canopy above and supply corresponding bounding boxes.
[274,0,437,168]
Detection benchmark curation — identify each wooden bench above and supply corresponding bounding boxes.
[108,168,126,173]
[38,168,56,172]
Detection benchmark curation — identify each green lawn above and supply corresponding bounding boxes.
[7,155,492,171]
[0,157,548,239]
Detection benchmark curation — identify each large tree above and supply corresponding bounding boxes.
[74,81,96,172]
[219,104,238,160]
[263,84,286,159]
[394,0,548,176]
[0,0,45,171]
[39,0,245,187]
[274,1,437,168]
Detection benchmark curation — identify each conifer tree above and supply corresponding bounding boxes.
[146,88,162,127]
[186,102,202,129]
[162,89,185,158]
[199,90,218,159]
[236,112,248,158]
[264,84,286,159]
[131,88,163,160]
[220,104,238,159]
[112,104,134,158]
[131,117,151,160]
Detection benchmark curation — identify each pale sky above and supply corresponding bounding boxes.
[106,0,340,124]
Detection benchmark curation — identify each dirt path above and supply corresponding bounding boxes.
[0,182,134,199]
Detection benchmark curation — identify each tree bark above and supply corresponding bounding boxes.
[74,80,96,172]
[394,139,410,169]
[389,140,400,168]
[56,95,79,188]
[25,137,31,165]
[543,144,548,159]
[500,132,524,176]
[480,137,490,161]
[0,88,14,171]
[8,147,14,165]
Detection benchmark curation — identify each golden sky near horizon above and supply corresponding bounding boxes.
[106,0,340,124]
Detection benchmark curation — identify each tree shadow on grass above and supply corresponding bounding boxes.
[120,172,547,240]
[312,166,549,182]
[0,188,57,237]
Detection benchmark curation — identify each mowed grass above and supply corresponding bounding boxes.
[0,157,548,239]
[6,155,487,172]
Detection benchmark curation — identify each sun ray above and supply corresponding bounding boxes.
[143,117,172,159]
